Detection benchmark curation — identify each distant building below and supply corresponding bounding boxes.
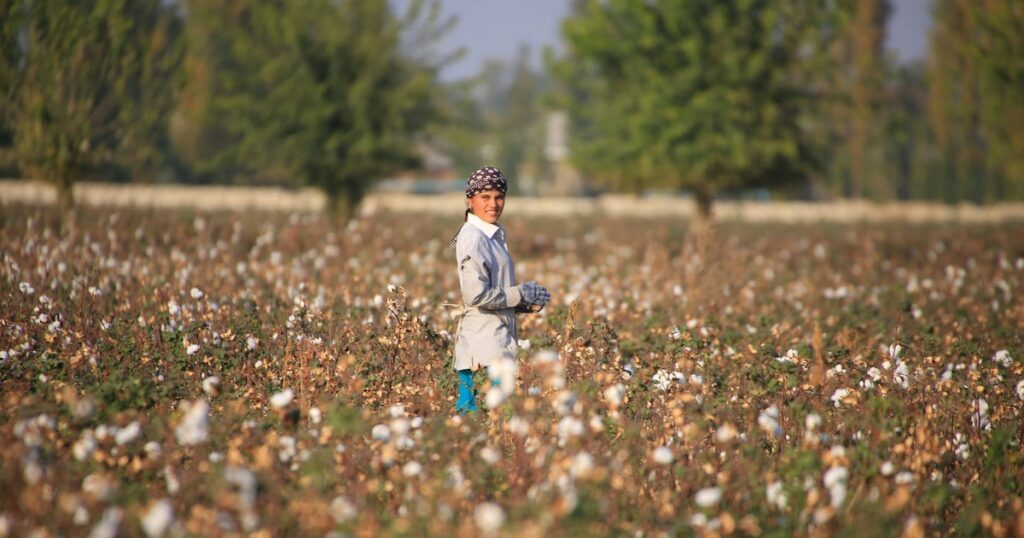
[541,111,585,196]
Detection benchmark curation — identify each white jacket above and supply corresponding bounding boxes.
[452,213,522,370]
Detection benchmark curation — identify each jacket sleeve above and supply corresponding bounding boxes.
[457,236,522,310]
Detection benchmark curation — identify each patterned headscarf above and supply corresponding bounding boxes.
[465,166,507,198]
[449,166,508,249]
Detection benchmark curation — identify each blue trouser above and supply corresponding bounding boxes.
[456,369,478,414]
[455,368,502,414]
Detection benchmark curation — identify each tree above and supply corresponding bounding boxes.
[554,0,844,219]
[0,2,23,176]
[846,0,890,199]
[175,0,448,216]
[5,0,183,213]
[928,0,1024,202]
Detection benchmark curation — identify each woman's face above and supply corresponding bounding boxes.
[468,190,505,224]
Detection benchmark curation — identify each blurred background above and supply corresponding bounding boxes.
[0,0,1021,217]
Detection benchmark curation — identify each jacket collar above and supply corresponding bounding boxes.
[466,212,502,238]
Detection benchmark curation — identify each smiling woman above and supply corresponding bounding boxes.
[448,166,551,414]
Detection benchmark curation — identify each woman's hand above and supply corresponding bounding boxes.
[518,281,551,309]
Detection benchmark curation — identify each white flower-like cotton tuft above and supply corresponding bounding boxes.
[695,487,722,508]
[174,399,209,446]
[141,499,174,538]
[202,376,220,397]
[652,446,674,465]
[371,424,391,442]
[270,389,294,409]
[603,383,625,408]
[115,421,141,446]
[474,502,505,533]
[767,481,787,510]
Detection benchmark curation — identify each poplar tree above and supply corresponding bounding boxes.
[554,0,844,219]
[174,0,447,216]
[5,0,183,212]
[928,0,1024,202]
[846,0,890,199]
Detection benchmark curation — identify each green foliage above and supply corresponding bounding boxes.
[927,0,1024,202]
[554,0,843,214]
[3,0,183,209]
[175,0,447,215]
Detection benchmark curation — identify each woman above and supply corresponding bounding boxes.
[450,166,551,413]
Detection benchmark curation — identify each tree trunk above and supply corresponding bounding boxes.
[325,185,364,222]
[683,188,716,307]
[692,188,714,235]
[56,176,75,214]
[54,175,76,233]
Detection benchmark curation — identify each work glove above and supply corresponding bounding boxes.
[518,281,551,307]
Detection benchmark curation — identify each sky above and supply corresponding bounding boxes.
[423,0,934,82]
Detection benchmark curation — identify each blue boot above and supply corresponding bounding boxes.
[455,369,478,414]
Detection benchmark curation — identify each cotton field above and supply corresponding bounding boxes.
[1,206,1023,537]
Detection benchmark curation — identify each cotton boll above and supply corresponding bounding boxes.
[767,481,787,510]
[830,388,851,407]
[758,406,783,437]
[82,473,116,502]
[402,461,423,478]
[532,349,559,364]
[602,383,625,408]
[395,436,415,450]
[556,416,584,446]
[971,399,990,431]
[202,376,220,397]
[570,452,594,478]
[893,362,909,389]
[651,446,674,465]
[823,466,848,489]
[824,466,849,508]
[114,421,141,446]
[270,389,294,409]
[141,499,174,538]
[389,418,410,437]
[715,423,737,443]
[489,357,518,392]
[331,496,358,523]
[73,431,97,462]
[174,399,209,446]
[485,387,507,408]
[90,507,123,538]
[474,502,505,533]
[144,441,162,459]
[695,487,722,508]
[553,390,577,415]
[993,350,1013,368]
[371,424,391,442]
[480,446,501,464]
[508,416,530,436]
